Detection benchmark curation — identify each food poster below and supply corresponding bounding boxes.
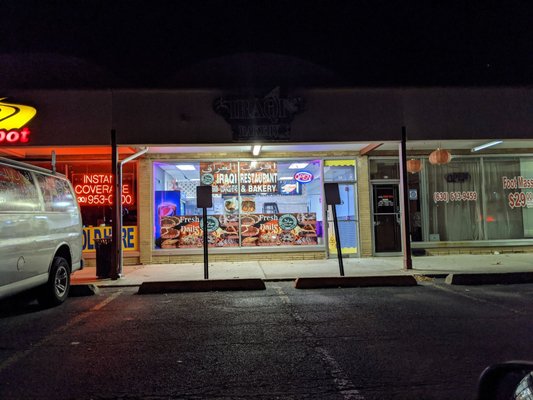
[200,162,238,194]
[239,161,278,194]
[159,216,201,248]
[241,212,318,246]
[159,215,239,249]
[240,196,256,213]
[223,195,239,214]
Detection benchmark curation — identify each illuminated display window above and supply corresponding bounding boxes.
[153,160,323,250]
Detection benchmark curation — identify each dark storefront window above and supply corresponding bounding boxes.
[153,160,323,249]
[370,159,399,180]
[484,157,533,239]
[407,156,533,243]
[426,158,483,241]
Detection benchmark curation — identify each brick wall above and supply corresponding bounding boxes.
[151,251,326,264]
[357,156,373,257]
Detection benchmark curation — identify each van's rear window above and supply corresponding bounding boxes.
[0,165,41,212]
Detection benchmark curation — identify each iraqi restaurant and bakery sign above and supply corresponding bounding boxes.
[213,87,305,142]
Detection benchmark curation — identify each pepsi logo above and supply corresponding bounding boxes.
[294,171,313,183]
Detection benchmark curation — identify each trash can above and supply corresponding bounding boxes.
[95,238,114,278]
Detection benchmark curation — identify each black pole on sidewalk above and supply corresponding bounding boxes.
[111,129,120,279]
[332,205,345,276]
[196,185,212,280]
[202,207,209,280]
[399,126,413,270]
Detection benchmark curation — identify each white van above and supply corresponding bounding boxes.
[0,157,83,306]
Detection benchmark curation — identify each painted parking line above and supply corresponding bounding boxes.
[274,286,365,400]
[0,290,123,374]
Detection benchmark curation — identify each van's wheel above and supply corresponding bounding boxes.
[38,257,71,307]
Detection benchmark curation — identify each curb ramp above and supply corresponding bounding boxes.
[445,272,533,285]
[69,284,100,297]
[138,279,266,294]
[294,275,418,289]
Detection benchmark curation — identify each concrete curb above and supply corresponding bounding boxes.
[137,279,266,294]
[294,275,418,289]
[445,272,533,285]
[69,284,100,296]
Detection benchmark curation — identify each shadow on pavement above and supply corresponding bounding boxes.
[0,290,44,318]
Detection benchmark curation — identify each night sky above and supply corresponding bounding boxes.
[2,0,533,88]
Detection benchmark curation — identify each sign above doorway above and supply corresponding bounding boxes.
[213,87,305,142]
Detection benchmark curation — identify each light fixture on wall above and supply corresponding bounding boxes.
[471,140,503,152]
[252,145,261,156]
[429,148,452,165]
[176,164,196,171]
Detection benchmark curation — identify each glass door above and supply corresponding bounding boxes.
[372,184,402,254]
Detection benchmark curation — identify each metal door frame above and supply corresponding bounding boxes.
[371,181,403,256]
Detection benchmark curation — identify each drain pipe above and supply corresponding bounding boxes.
[116,147,148,277]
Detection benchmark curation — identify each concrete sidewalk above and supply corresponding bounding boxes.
[72,253,533,287]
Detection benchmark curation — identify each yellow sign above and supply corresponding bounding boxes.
[0,98,37,130]
[328,229,357,255]
[325,159,356,167]
[82,226,138,252]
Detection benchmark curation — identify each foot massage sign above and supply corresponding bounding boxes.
[0,98,37,144]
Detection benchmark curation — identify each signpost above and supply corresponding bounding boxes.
[324,183,344,276]
[197,185,213,279]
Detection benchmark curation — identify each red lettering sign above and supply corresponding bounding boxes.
[72,173,135,206]
[0,127,31,144]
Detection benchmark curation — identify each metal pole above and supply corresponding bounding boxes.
[399,126,413,270]
[111,129,121,279]
[202,208,209,279]
[332,205,345,276]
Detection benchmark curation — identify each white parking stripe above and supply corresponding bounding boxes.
[274,286,365,400]
[0,290,122,373]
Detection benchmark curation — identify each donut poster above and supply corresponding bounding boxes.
[241,212,318,246]
[159,214,239,249]
[158,212,318,248]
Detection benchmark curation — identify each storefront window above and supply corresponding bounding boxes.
[153,160,323,249]
[324,160,358,256]
[370,159,399,180]
[412,155,533,243]
[426,159,483,241]
[33,161,138,253]
[485,157,533,239]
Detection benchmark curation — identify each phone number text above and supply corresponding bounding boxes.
[433,191,478,203]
